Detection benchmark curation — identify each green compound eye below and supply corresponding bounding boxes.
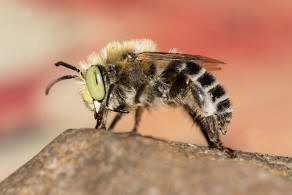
[86,66,105,101]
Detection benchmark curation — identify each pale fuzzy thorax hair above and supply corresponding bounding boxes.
[77,39,158,111]
[79,39,158,72]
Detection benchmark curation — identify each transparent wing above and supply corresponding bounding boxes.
[136,52,225,71]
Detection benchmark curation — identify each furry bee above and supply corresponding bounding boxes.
[46,39,233,153]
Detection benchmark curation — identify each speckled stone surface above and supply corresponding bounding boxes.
[1,129,292,195]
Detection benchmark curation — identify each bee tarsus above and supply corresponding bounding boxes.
[112,108,129,114]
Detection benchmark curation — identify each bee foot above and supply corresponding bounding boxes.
[219,146,237,158]
[128,129,140,137]
[105,127,113,131]
[209,143,236,159]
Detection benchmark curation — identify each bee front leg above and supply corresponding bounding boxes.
[100,109,108,129]
[94,106,108,129]
[94,110,103,129]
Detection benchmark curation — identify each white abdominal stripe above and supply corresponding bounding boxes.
[179,61,232,117]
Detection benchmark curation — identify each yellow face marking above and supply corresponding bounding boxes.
[81,87,93,103]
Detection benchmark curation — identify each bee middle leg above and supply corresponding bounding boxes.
[107,113,123,131]
[132,106,144,133]
[107,106,144,134]
[131,84,150,133]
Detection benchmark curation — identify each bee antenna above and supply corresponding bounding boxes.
[45,75,78,95]
[55,61,80,73]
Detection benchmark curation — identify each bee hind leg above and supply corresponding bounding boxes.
[194,114,236,158]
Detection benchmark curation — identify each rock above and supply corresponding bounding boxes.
[1,128,292,195]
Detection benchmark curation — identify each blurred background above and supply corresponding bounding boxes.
[1,0,292,181]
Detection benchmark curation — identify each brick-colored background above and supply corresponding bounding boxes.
[1,0,292,181]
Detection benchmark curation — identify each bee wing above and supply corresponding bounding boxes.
[135,52,225,71]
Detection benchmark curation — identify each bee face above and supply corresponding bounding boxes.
[46,39,233,154]
[80,65,106,113]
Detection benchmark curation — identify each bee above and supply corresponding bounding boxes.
[46,39,233,154]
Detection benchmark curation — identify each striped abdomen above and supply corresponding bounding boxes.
[163,60,232,122]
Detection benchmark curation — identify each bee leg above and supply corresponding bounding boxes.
[131,106,144,133]
[194,115,236,158]
[130,83,147,134]
[107,113,123,131]
[100,109,108,129]
[94,106,108,129]
[94,110,103,129]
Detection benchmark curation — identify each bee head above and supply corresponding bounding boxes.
[46,62,106,113]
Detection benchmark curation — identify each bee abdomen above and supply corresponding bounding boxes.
[182,61,232,117]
